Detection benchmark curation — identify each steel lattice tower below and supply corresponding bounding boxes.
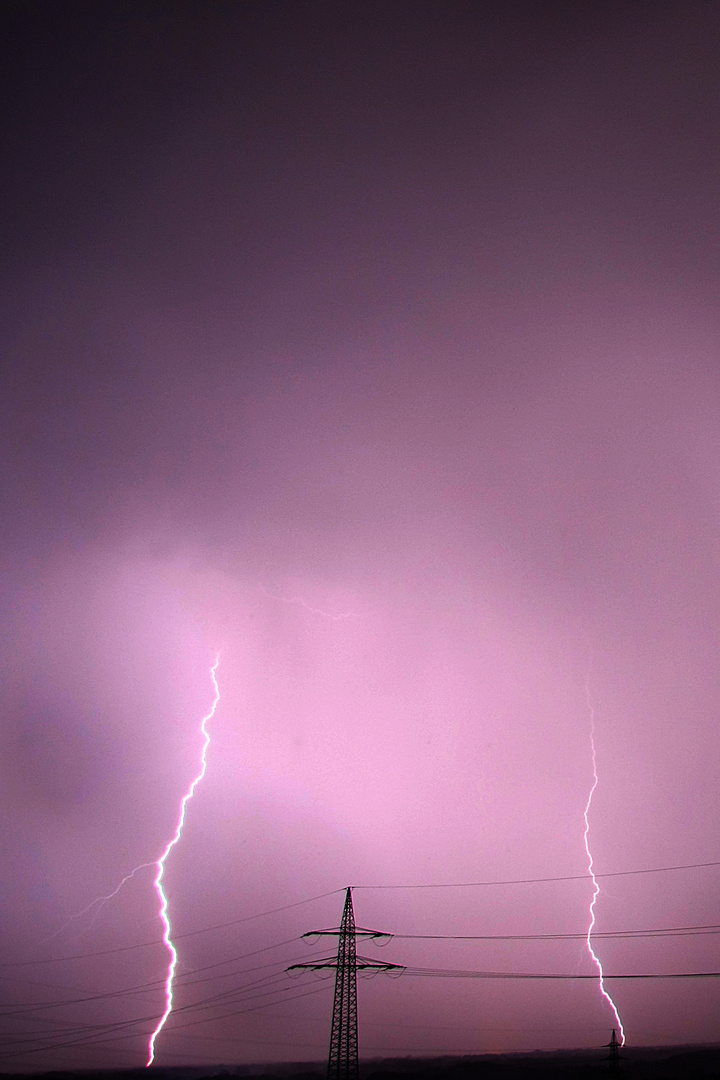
[607,1028,620,1073]
[328,888,359,1080]
[288,887,403,1080]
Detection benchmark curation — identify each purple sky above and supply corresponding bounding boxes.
[2,0,720,1070]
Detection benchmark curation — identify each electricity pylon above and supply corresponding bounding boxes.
[606,1028,621,1073]
[288,887,403,1080]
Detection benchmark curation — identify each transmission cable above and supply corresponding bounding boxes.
[0,887,344,968]
[393,922,720,941]
[404,966,720,980]
[353,858,720,890]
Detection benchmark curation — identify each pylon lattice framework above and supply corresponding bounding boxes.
[288,888,403,1080]
[606,1028,620,1073]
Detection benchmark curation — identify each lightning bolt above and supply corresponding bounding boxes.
[583,664,626,1045]
[257,583,363,620]
[45,862,155,942]
[146,655,221,1067]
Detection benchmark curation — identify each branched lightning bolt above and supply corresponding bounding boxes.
[45,862,155,942]
[583,664,626,1045]
[146,655,221,1067]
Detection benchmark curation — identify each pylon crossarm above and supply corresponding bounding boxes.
[302,927,393,940]
[355,954,403,969]
[287,959,403,974]
[287,958,339,972]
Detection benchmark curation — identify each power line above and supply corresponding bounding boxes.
[4,914,719,1015]
[6,864,718,970]
[353,858,720,890]
[404,967,720,980]
[0,969,307,1048]
[393,923,720,942]
[9,954,720,1066]
[0,888,344,968]
[0,978,332,1062]
[4,919,717,1038]
[0,937,305,1017]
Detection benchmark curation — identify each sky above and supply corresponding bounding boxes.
[2,0,720,1070]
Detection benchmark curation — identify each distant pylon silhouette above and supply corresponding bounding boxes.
[288,887,403,1080]
[606,1028,620,1072]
